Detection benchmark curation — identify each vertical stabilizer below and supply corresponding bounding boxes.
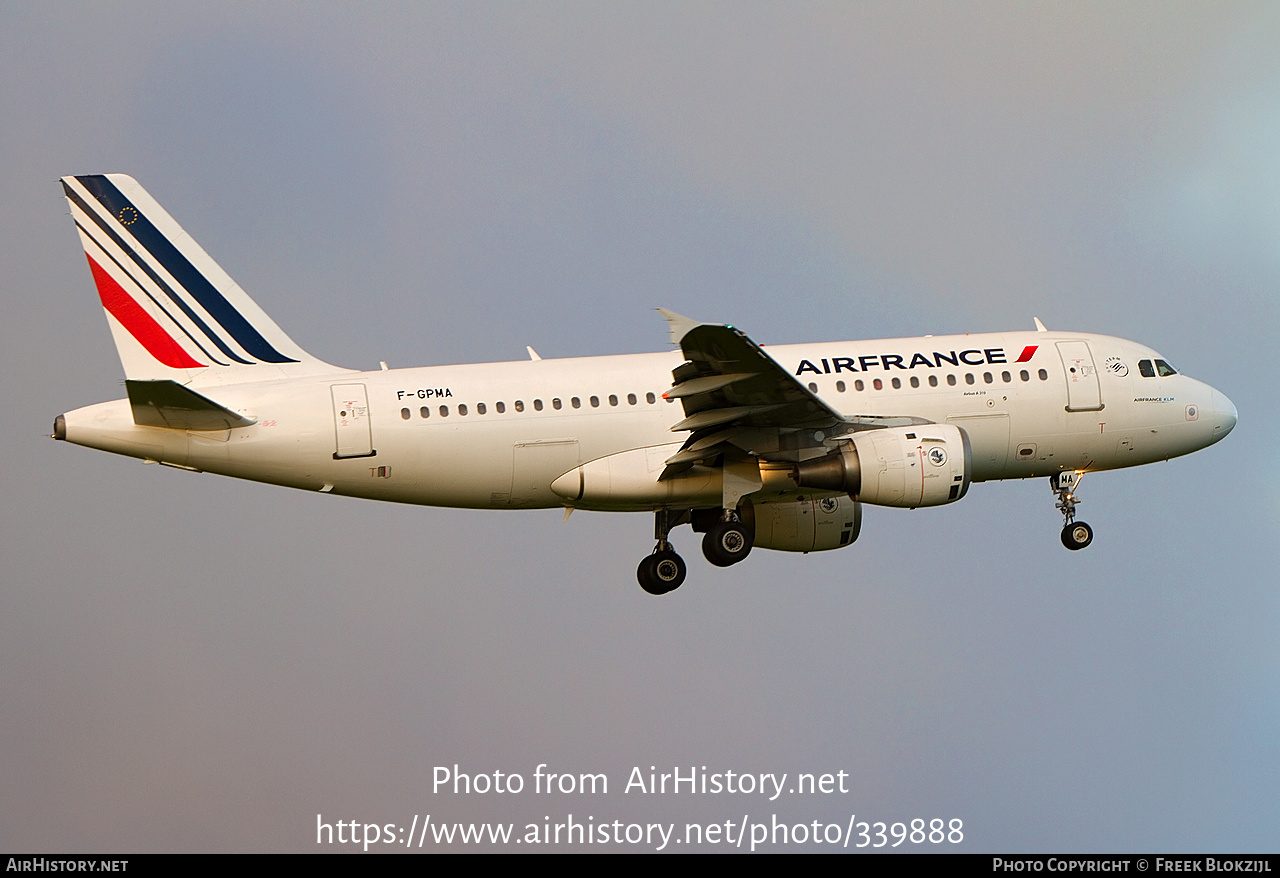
[61,174,347,385]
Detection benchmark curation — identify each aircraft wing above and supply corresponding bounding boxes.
[657,310,928,478]
[660,310,846,431]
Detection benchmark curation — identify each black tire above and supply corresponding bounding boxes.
[702,520,753,567]
[638,550,686,594]
[637,555,660,594]
[1061,521,1093,550]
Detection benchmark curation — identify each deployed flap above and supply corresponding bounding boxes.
[664,319,846,432]
[126,380,256,430]
[656,313,935,481]
[656,317,848,481]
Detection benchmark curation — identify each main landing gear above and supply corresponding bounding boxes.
[637,548,686,596]
[702,512,752,568]
[637,508,688,595]
[1051,471,1093,551]
[636,507,755,594]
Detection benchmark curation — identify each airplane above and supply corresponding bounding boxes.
[53,174,1238,595]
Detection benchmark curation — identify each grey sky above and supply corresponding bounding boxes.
[1,2,1275,851]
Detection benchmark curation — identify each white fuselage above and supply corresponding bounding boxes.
[60,330,1236,512]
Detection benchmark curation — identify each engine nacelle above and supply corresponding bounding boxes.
[794,424,971,508]
[747,495,862,553]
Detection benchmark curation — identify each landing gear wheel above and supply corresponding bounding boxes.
[1061,521,1093,550]
[1051,472,1093,551]
[702,520,753,567]
[637,549,686,595]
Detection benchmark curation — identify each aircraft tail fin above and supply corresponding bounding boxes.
[61,174,346,385]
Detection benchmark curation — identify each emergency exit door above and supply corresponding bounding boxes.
[1057,341,1103,412]
[331,384,375,458]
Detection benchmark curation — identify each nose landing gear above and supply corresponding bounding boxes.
[1052,471,1093,550]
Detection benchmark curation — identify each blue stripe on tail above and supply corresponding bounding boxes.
[76,175,299,365]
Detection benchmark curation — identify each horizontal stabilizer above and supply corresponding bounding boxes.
[126,380,256,430]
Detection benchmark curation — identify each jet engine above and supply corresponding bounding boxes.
[747,494,862,553]
[793,424,971,508]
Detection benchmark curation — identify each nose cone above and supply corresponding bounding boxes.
[1209,389,1237,444]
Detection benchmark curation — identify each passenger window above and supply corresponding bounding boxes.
[496,402,505,413]
[1002,371,1011,383]
[401,408,410,420]
[808,382,818,392]
[439,405,449,417]
[910,376,919,388]
[836,380,846,392]
[458,404,468,416]
[965,374,975,385]
[514,400,524,412]
[1020,370,1029,382]
[478,403,487,414]
[1155,359,1178,377]
[873,378,883,390]
[928,375,938,387]
[571,397,581,409]
[646,392,656,404]
[1038,369,1048,380]
[552,398,562,410]
[534,399,543,411]
[628,393,637,405]
[590,395,599,408]
[983,372,993,384]
[609,394,618,406]
[855,379,865,391]
[947,374,957,386]
[891,377,901,389]
[420,406,430,418]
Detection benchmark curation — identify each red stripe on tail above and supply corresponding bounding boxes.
[86,255,204,369]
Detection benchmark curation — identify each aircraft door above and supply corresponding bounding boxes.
[1057,341,1103,412]
[331,383,375,459]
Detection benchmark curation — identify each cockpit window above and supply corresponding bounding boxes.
[1138,359,1155,378]
[1155,359,1178,377]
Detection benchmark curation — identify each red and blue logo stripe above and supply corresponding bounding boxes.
[63,175,299,368]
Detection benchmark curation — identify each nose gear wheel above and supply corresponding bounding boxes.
[1061,521,1094,550]
[1051,471,1093,551]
